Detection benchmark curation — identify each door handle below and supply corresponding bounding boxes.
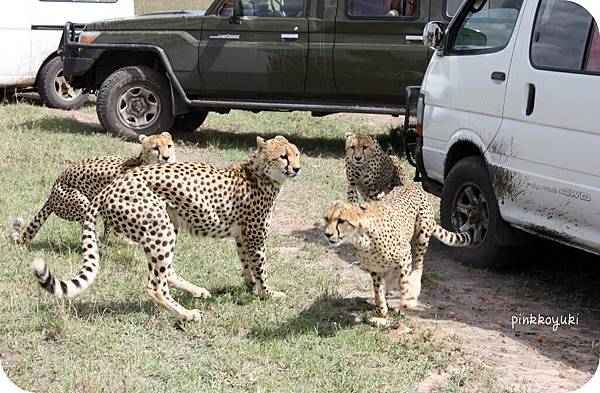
[281,33,298,41]
[526,83,536,116]
[406,35,423,43]
[491,71,506,81]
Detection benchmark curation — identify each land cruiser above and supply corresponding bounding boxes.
[415,0,600,266]
[61,0,453,139]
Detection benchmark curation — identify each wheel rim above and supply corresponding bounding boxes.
[53,69,83,101]
[451,183,489,246]
[117,86,160,129]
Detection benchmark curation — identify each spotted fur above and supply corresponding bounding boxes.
[31,136,301,321]
[345,132,407,202]
[13,133,176,246]
[324,186,470,323]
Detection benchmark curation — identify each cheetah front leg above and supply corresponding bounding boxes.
[167,271,211,299]
[240,240,284,299]
[369,271,388,326]
[236,238,256,292]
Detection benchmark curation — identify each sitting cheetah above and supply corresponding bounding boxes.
[13,132,175,246]
[344,132,407,202]
[323,186,470,325]
[30,136,301,321]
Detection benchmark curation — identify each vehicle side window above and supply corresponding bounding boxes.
[530,0,596,74]
[448,0,523,55]
[218,0,305,17]
[445,0,463,18]
[586,24,600,72]
[347,0,418,18]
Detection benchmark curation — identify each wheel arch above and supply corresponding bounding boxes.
[444,130,491,179]
[34,51,60,87]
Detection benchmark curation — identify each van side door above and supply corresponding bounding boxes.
[491,0,600,252]
[199,0,309,98]
[332,0,429,104]
[0,1,32,85]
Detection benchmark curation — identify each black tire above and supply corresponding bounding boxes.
[172,111,208,133]
[37,56,88,110]
[97,66,174,141]
[440,156,515,269]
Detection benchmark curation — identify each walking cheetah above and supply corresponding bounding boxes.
[30,136,301,321]
[324,186,470,325]
[345,132,407,202]
[13,132,175,246]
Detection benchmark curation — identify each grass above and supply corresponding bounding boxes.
[0,102,481,392]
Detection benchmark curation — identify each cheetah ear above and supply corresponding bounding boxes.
[138,134,148,143]
[160,132,172,139]
[344,132,353,139]
[256,136,267,149]
[274,135,288,143]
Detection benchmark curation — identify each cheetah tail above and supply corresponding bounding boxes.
[13,201,53,246]
[432,224,471,247]
[31,202,101,299]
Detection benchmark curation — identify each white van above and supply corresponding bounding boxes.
[0,0,134,109]
[415,0,600,267]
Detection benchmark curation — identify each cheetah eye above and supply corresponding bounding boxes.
[280,154,288,160]
[350,146,355,150]
[363,146,368,150]
[338,219,346,224]
[153,146,160,151]
[167,144,173,149]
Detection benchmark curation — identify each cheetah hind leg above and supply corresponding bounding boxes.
[167,271,211,299]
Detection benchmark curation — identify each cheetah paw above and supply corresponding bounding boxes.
[191,288,212,299]
[259,290,286,300]
[369,316,389,327]
[185,309,203,321]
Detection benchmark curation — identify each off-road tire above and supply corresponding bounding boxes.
[37,56,88,110]
[97,66,174,141]
[440,156,515,269]
[172,111,208,133]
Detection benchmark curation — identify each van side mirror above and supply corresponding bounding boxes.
[423,22,445,51]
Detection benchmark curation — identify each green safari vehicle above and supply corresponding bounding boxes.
[62,0,456,140]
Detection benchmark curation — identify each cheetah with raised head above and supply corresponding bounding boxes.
[345,132,407,202]
[13,132,176,246]
[30,136,301,321]
[324,186,470,325]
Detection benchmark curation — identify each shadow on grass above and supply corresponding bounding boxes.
[19,116,103,136]
[28,239,82,254]
[249,292,371,340]
[290,225,359,266]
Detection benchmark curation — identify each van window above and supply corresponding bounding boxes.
[448,0,523,54]
[347,0,418,18]
[586,24,600,72]
[445,0,462,18]
[530,0,597,74]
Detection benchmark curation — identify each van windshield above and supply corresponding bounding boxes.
[450,0,523,53]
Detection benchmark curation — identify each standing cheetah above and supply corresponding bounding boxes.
[30,136,301,321]
[13,132,175,246]
[345,132,407,202]
[323,186,470,325]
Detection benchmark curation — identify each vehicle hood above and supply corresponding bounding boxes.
[85,10,206,31]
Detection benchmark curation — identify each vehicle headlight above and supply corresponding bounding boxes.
[78,31,101,44]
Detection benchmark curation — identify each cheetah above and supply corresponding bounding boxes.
[344,132,407,202]
[323,186,470,325]
[13,132,175,246]
[30,136,301,321]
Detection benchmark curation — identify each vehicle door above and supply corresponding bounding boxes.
[421,0,524,183]
[199,0,309,98]
[0,1,32,85]
[491,0,600,251]
[332,0,429,103]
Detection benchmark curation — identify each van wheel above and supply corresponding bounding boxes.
[37,57,88,110]
[97,66,174,141]
[172,111,208,133]
[440,156,514,268]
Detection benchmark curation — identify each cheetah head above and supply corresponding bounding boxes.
[323,201,366,246]
[344,132,379,167]
[139,132,176,164]
[256,135,302,183]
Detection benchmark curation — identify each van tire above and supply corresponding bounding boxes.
[97,66,174,141]
[37,56,88,110]
[440,156,514,269]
